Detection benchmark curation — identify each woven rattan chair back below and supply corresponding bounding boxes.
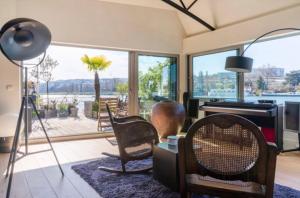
[185,113,269,183]
[106,103,159,161]
[114,120,158,160]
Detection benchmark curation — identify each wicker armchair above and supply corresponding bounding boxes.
[178,113,278,198]
[99,103,159,174]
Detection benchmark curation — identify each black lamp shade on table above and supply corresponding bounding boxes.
[225,56,253,73]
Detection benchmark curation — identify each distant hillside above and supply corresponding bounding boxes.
[39,78,128,94]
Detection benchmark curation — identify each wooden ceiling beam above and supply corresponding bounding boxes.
[187,0,198,10]
[161,0,215,31]
[179,0,187,9]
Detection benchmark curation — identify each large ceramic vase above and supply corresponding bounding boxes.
[151,101,186,139]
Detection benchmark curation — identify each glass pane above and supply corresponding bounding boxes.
[243,34,300,150]
[28,45,129,138]
[192,50,238,99]
[138,55,177,119]
[244,34,300,103]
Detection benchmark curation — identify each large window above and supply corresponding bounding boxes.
[244,34,300,103]
[137,54,178,119]
[243,34,300,150]
[28,45,129,138]
[27,45,179,138]
[191,49,238,99]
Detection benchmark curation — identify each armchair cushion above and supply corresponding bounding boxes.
[186,174,265,197]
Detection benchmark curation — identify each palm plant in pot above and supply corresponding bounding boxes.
[81,55,112,118]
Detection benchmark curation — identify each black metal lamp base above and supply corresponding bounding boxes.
[5,96,64,198]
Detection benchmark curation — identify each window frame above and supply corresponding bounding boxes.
[131,51,180,115]
[242,32,300,100]
[188,45,243,100]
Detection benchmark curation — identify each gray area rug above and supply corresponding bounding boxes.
[72,157,300,198]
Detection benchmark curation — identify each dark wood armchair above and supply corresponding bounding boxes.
[99,103,159,174]
[178,113,278,198]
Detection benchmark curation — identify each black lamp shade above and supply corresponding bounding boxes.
[0,18,51,62]
[225,56,253,73]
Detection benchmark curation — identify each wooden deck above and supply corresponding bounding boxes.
[29,114,112,139]
[0,138,299,198]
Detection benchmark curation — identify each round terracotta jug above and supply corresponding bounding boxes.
[151,101,186,139]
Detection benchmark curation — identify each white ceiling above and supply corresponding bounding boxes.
[96,0,173,10]
[97,0,300,36]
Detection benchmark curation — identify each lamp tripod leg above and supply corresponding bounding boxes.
[24,97,28,154]
[29,97,64,176]
[6,97,25,198]
[5,97,25,177]
[24,67,29,154]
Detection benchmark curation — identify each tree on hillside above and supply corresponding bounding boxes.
[285,70,300,92]
[257,76,267,91]
[245,79,254,93]
[197,71,204,95]
[285,70,300,86]
[259,64,274,88]
[139,61,169,100]
[116,83,128,100]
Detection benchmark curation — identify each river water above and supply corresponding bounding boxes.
[40,94,300,110]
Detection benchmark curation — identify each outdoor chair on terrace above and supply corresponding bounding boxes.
[97,97,119,131]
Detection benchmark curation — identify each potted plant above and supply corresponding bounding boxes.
[81,55,111,118]
[68,97,79,117]
[57,101,69,118]
[44,100,57,118]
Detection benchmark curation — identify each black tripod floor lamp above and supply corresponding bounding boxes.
[0,18,64,198]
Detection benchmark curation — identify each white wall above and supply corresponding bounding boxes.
[0,0,185,137]
[183,5,300,54]
[16,0,185,54]
[181,5,300,95]
[0,0,20,114]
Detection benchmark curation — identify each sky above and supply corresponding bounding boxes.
[138,55,173,74]
[28,45,174,81]
[193,34,300,75]
[28,33,300,81]
[193,50,237,75]
[29,45,129,81]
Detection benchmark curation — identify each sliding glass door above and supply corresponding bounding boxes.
[28,44,129,138]
[136,54,178,120]
[27,46,178,139]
